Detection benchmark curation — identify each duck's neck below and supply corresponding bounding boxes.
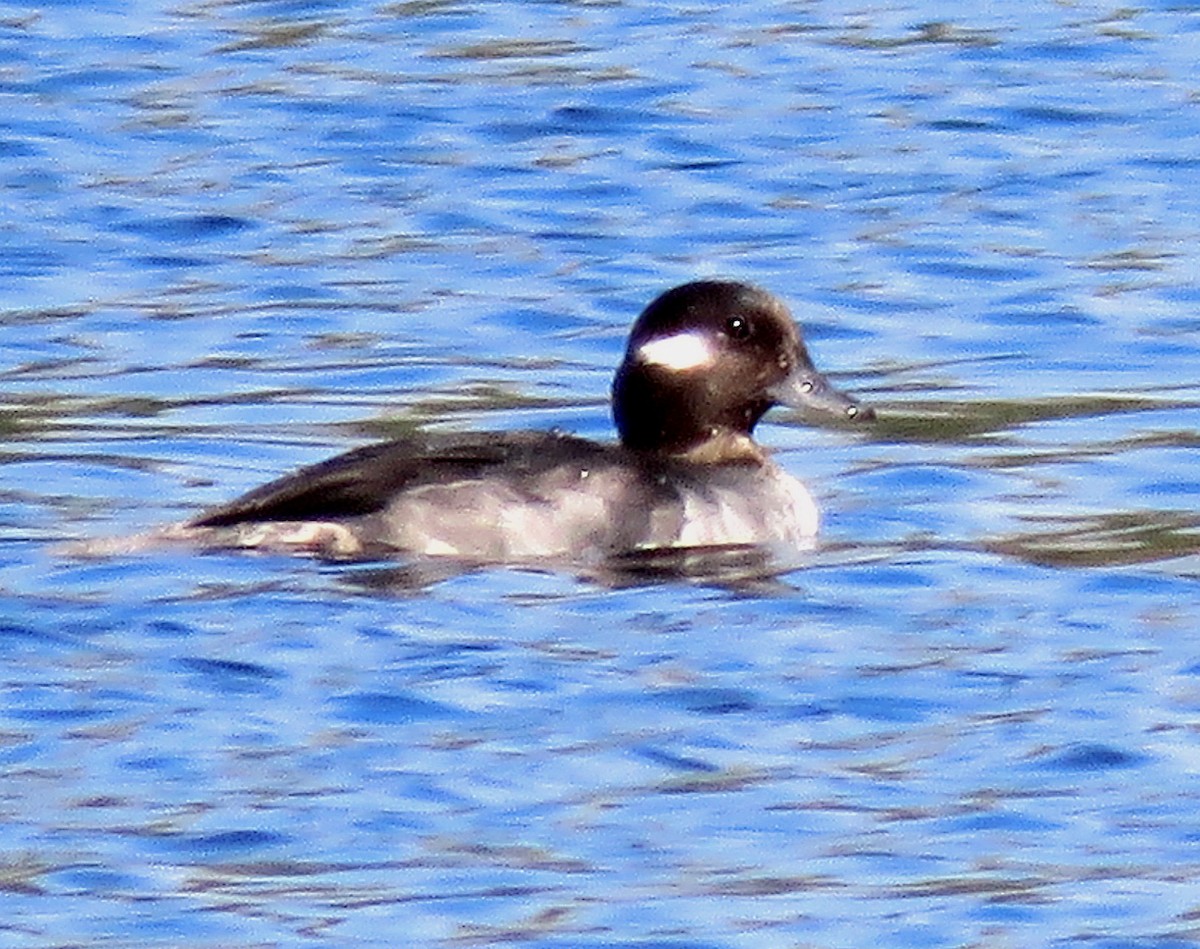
[672,431,767,465]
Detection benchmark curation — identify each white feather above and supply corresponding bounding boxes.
[636,332,716,372]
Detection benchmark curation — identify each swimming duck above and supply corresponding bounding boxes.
[185,280,872,563]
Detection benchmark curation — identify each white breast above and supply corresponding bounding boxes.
[674,465,819,550]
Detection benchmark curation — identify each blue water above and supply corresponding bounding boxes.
[3,1,1200,946]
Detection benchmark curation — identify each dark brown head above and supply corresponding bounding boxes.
[612,281,871,457]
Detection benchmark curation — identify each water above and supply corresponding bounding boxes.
[3,1,1200,946]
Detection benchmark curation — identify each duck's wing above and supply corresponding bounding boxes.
[190,432,579,528]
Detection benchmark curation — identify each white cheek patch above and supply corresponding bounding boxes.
[635,332,717,372]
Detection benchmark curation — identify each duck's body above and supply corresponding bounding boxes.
[179,280,872,564]
[190,430,820,561]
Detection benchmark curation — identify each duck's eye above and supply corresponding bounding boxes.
[725,315,752,341]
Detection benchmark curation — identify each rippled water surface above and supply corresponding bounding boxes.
[4,1,1200,946]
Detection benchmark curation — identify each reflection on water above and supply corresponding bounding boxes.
[987,510,1200,568]
[869,393,1182,444]
[2,0,1200,946]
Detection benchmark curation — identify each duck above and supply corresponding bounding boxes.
[182,280,873,565]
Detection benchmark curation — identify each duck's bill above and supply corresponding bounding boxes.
[770,367,875,422]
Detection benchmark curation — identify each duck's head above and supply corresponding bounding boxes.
[612,280,872,459]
